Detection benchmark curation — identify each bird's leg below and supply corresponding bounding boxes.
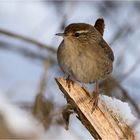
[89,81,99,113]
[66,75,73,91]
[66,75,70,81]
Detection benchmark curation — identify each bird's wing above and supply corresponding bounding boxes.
[99,39,114,62]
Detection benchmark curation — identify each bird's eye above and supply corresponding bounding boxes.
[74,32,80,37]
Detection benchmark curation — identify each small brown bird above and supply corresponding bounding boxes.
[56,18,114,113]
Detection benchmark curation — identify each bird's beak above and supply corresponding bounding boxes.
[55,33,64,36]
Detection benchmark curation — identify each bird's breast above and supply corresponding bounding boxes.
[57,41,113,83]
[57,41,77,75]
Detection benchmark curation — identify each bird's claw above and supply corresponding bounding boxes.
[66,76,74,92]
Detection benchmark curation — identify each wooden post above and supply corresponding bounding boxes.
[55,77,135,140]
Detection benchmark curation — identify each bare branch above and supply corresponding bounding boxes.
[0,40,56,66]
[0,28,56,53]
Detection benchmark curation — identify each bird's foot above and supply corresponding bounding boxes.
[66,75,74,92]
[89,91,99,113]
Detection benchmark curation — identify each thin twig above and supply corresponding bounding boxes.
[120,57,140,81]
[0,41,56,65]
[32,60,54,129]
[107,77,140,117]
[118,83,140,117]
[37,61,50,96]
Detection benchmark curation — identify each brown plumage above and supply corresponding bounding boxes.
[94,18,105,36]
[56,18,114,112]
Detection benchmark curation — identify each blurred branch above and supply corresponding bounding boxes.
[33,61,54,129]
[0,28,56,53]
[36,61,50,96]
[117,81,140,117]
[110,23,133,46]
[121,57,140,81]
[0,41,56,64]
[56,77,135,140]
[100,76,140,117]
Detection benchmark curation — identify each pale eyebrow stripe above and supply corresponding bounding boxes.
[76,30,89,34]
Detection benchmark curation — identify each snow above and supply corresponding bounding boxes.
[0,91,139,139]
[0,1,139,139]
[0,93,81,139]
[0,93,45,138]
[100,95,140,139]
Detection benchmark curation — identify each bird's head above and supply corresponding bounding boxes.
[56,23,98,45]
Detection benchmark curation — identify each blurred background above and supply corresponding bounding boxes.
[0,1,140,139]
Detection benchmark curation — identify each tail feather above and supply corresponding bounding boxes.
[94,18,105,36]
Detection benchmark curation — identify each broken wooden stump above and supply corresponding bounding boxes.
[55,77,135,140]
